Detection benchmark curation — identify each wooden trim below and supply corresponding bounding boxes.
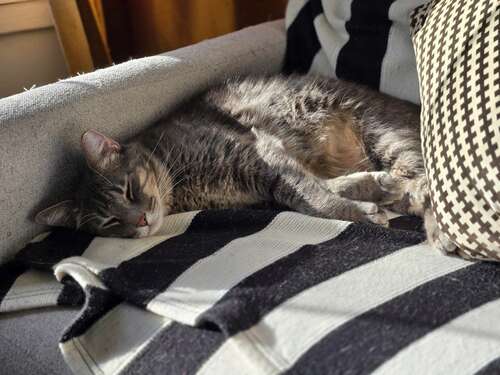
[0,0,53,35]
[0,0,34,4]
[49,0,94,74]
[76,0,111,68]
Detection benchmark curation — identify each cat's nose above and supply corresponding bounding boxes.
[136,213,148,227]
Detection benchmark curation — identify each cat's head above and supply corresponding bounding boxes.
[35,130,169,238]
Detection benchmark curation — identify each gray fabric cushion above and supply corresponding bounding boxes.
[0,307,79,375]
[0,20,286,264]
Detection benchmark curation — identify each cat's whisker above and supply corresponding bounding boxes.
[169,165,190,181]
[160,178,171,190]
[157,176,174,199]
[79,212,97,223]
[159,170,188,198]
[159,155,174,178]
[146,130,166,165]
[77,214,98,229]
[155,154,193,198]
[157,168,172,190]
[169,156,194,176]
[79,213,95,221]
[149,138,173,196]
[166,147,184,173]
[161,175,188,199]
[88,165,113,186]
[171,177,188,189]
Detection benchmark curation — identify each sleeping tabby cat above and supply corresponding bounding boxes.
[36,75,455,254]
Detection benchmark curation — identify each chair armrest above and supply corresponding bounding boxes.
[0,20,286,263]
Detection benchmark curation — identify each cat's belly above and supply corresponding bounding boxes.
[291,116,374,179]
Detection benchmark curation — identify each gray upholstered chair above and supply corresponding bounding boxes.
[0,20,285,374]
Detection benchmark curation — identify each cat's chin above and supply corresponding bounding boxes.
[132,227,147,238]
[133,217,162,238]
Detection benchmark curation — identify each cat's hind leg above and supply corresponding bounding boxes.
[424,209,458,255]
[385,174,458,255]
[269,170,389,225]
[252,128,388,225]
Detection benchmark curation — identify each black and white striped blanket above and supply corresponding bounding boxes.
[2,209,500,374]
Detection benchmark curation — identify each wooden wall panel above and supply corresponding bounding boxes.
[234,0,288,29]
[104,0,286,62]
[126,0,236,57]
[49,0,111,74]
[51,0,287,69]
[49,0,95,74]
[0,0,53,35]
[76,0,111,68]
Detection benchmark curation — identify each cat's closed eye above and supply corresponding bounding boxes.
[126,175,135,201]
[102,217,121,229]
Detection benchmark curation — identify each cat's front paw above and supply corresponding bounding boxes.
[372,171,405,205]
[424,209,457,255]
[325,171,404,205]
[350,201,389,226]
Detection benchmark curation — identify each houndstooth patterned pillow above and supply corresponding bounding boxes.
[411,0,500,261]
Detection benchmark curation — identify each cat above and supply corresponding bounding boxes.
[36,74,455,254]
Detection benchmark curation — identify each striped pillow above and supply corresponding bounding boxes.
[284,0,430,103]
[410,0,500,261]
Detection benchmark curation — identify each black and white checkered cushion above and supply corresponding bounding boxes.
[411,0,500,260]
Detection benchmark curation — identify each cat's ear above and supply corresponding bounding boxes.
[35,200,77,228]
[81,130,121,171]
